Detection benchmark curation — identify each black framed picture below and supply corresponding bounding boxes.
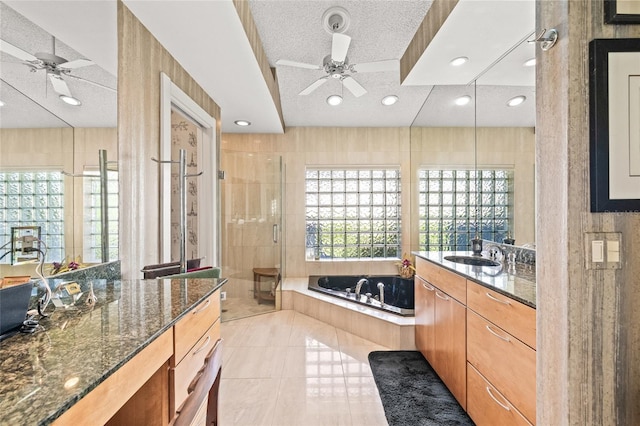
[589,38,640,212]
[605,0,640,24]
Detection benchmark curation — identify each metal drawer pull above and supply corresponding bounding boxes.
[486,292,511,305]
[486,386,511,411]
[421,281,435,292]
[485,324,511,342]
[193,335,211,355]
[192,298,211,315]
[435,291,450,301]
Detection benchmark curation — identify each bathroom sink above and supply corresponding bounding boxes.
[443,255,501,267]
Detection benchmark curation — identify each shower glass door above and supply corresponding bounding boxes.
[220,151,283,322]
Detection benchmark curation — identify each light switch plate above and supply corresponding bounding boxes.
[584,232,622,270]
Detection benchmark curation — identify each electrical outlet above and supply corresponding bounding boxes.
[220,291,227,301]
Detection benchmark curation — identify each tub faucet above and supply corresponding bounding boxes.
[377,282,385,305]
[355,278,368,299]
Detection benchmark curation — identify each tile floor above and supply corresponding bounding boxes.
[219,310,391,426]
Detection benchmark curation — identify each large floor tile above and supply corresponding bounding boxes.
[222,346,288,379]
[218,378,279,426]
[281,346,345,378]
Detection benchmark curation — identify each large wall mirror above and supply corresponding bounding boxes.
[0,2,117,278]
[410,23,536,252]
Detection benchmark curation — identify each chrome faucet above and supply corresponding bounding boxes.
[377,282,385,305]
[355,278,368,299]
[484,244,504,261]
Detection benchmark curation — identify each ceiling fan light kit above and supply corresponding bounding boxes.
[326,95,343,106]
[0,36,104,107]
[276,7,398,103]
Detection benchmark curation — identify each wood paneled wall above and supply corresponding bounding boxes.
[537,1,640,424]
[117,1,221,279]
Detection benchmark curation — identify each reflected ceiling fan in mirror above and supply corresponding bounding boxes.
[0,37,115,106]
[276,31,399,99]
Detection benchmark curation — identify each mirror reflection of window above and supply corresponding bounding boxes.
[0,170,65,264]
[82,169,119,263]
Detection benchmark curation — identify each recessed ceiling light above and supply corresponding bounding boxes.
[381,95,398,106]
[507,95,526,107]
[0,100,5,107]
[234,120,251,126]
[454,95,472,106]
[523,58,536,67]
[327,95,343,106]
[450,56,469,66]
[59,95,81,106]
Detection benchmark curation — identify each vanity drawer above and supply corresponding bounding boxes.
[174,291,221,364]
[467,363,533,426]
[467,309,536,424]
[467,281,536,349]
[416,257,466,303]
[173,320,221,410]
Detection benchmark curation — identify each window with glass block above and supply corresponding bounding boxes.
[83,170,119,262]
[0,171,65,263]
[418,169,513,251]
[305,168,401,260]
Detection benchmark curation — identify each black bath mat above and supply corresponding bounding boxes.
[368,351,474,426]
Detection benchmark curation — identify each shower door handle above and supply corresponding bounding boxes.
[273,224,278,243]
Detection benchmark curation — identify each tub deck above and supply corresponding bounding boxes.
[281,277,415,350]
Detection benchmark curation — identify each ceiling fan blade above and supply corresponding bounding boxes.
[299,76,329,96]
[48,73,72,97]
[342,76,367,98]
[331,33,351,63]
[276,59,322,70]
[0,39,38,62]
[65,73,116,92]
[352,59,399,73]
[59,58,94,69]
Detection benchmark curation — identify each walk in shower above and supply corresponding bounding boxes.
[220,150,283,321]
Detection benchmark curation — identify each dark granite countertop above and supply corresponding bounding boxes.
[413,251,536,309]
[0,277,227,426]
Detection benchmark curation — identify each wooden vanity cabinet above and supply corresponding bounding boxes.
[171,290,222,423]
[415,257,467,409]
[466,280,536,425]
[414,275,436,362]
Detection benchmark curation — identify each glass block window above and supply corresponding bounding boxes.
[418,169,512,251]
[305,168,401,260]
[83,170,119,263]
[0,171,65,263]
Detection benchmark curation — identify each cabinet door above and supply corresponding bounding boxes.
[415,276,436,363]
[434,289,467,410]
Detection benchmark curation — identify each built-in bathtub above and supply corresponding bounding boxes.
[308,275,414,316]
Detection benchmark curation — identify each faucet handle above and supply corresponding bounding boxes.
[365,293,373,303]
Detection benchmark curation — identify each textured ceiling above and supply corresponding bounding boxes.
[0,2,116,129]
[1,0,536,132]
[249,0,434,128]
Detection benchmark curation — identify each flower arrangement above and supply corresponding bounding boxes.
[49,256,84,275]
[396,253,416,279]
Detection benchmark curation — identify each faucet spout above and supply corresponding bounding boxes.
[377,282,385,305]
[355,278,368,298]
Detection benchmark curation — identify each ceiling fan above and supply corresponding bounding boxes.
[0,37,114,106]
[276,33,398,98]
